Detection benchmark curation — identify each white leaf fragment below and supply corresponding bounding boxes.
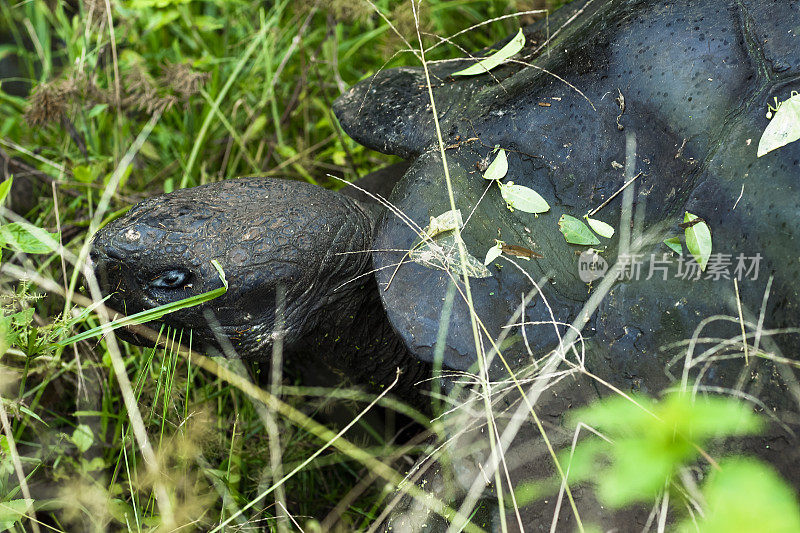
[758,92,800,157]
[484,240,503,266]
[499,181,550,213]
[483,148,508,180]
[452,28,525,77]
[586,217,615,238]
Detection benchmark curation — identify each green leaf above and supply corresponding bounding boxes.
[0,223,59,254]
[678,459,800,533]
[566,392,764,508]
[0,177,12,206]
[0,499,30,531]
[758,92,800,157]
[558,214,600,245]
[499,181,550,213]
[452,28,525,76]
[484,241,503,266]
[585,217,614,238]
[483,148,508,180]
[663,236,682,254]
[684,212,712,271]
[71,424,94,453]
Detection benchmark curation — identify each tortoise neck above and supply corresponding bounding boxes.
[298,253,432,411]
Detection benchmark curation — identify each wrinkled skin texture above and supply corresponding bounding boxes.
[333,0,800,529]
[92,178,430,403]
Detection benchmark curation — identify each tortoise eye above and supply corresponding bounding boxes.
[149,269,191,290]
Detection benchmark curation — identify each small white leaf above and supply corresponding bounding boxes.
[484,241,503,266]
[452,28,525,77]
[758,92,800,157]
[586,217,615,238]
[483,148,508,180]
[499,181,550,213]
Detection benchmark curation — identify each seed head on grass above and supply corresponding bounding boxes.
[24,83,67,127]
[320,0,373,23]
[160,62,211,101]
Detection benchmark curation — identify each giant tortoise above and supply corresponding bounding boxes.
[91,0,800,529]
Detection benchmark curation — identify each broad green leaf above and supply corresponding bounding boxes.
[484,241,503,266]
[684,212,712,271]
[483,148,508,180]
[586,217,614,238]
[566,392,765,508]
[499,181,550,213]
[678,459,800,533]
[0,177,12,206]
[452,28,525,77]
[420,209,463,240]
[0,223,59,254]
[0,499,30,530]
[558,214,600,245]
[663,236,682,254]
[758,92,800,157]
[410,231,491,278]
[71,424,94,453]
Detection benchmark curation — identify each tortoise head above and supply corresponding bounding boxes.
[90,178,374,359]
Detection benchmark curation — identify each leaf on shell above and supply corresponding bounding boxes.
[758,92,800,157]
[410,231,492,278]
[586,217,615,238]
[483,148,508,180]
[420,209,463,240]
[684,212,712,271]
[663,237,682,254]
[452,28,525,77]
[558,214,600,245]
[484,240,503,266]
[499,181,550,213]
